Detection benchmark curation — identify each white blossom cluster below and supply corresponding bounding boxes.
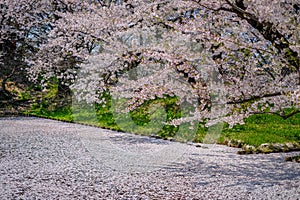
[1,0,299,127]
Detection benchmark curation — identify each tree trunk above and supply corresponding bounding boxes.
[0,78,12,100]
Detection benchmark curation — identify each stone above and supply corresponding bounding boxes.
[227,139,244,148]
[285,142,300,151]
[240,144,256,154]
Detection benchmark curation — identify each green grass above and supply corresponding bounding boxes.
[220,114,300,146]
[25,89,300,147]
[27,105,74,122]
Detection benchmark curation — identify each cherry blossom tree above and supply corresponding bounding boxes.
[0,0,41,99]
[0,0,80,98]
[1,0,299,127]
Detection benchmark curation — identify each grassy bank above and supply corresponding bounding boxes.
[25,95,300,147]
[1,80,299,151]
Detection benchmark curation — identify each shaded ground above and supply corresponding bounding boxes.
[0,117,299,199]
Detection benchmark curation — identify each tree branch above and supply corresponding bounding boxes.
[222,0,299,72]
[227,92,282,104]
[193,0,299,72]
[250,110,300,120]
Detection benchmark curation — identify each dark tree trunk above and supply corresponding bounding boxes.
[0,78,12,100]
[57,81,71,97]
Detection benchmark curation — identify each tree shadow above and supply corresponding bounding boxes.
[108,133,171,146]
[161,152,300,189]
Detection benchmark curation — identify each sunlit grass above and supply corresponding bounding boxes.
[219,114,300,146]
[26,92,300,147]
